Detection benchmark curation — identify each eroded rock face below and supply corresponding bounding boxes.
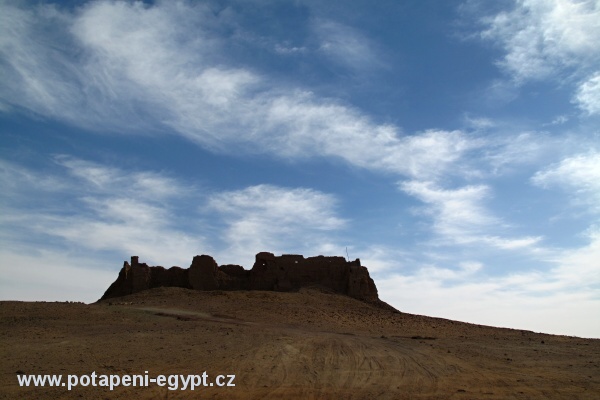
[100,252,379,302]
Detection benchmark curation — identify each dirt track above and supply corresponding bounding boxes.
[1,287,599,399]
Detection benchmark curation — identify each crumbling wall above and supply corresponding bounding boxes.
[100,252,379,303]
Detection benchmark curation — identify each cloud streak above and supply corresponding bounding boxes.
[313,18,385,72]
[474,0,600,118]
[0,156,205,267]
[207,184,346,264]
[574,72,600,115]
[0,1,480,182]
[400,180,542,250]
[479,0,600,83]
[1,155,348,275]
[532,151,600,213]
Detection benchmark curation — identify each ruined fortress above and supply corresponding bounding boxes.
[100,252,380,302]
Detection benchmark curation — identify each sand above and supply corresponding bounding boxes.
[1,287,599,399]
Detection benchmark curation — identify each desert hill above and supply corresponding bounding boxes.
[1,253,599,399]
[2,288,599,399]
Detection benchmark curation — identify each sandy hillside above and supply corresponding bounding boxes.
[1,287,599,399]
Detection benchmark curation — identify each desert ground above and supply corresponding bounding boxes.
[1,287,599,399]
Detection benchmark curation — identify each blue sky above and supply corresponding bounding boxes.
[1,0,599,338]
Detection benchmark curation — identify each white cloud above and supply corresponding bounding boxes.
[481,235,543,250]
[0,158,70,197]
[356,245,413,274]
[55,155,190,201]
[400,179,543,250]
[68,0,261,143]
[1,156,205,267]
[376,228,600,337]
[547,114,570,125]
[400,180,495,236]
[483,132,550,173]
[464,115,496,130]
[261,92,478,179]
[0,3,77,116]
[551,226,600,287]
[0,156,201,266]
[312,19,384,71]
[532,151,600,212]
[1,156,348,278]
[0,0,253,135]
[274,43,307,54]
[480,0,600,82]
[415,261,483,281]
[207,184,345,264]
[45,198,203,266]
[0,1,481,181]
[574,72,600,115]
[43,157,204,264]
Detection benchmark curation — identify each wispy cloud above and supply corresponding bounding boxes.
[400,179,542,250]
[262,93,479,179]
[1,156,205,267]
[411,260,484,282]
[472,0,600,117]
[551,226,600,288]
[0,1,481,182]
[401,180,496,235]
[574,72,600,115]
[357,245,412,274]
[274,43,307,55]
[1,156,348,283]
[312,18,385,71]
[483,132,550,173]
[532,151,600,213]
[478,0,600,83]
[55,156,191,201]
[207,184,345,264]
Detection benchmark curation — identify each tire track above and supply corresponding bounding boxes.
[241,330,456,399]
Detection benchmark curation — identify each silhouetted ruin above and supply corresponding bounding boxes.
[100,252,379,302]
